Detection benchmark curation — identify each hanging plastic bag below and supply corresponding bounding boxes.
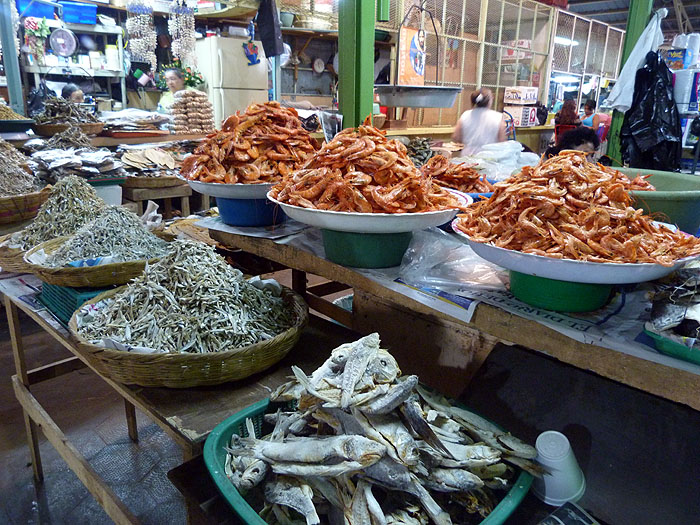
[27,79,51,117]
[606,9,667,113]
[620,51,682,170]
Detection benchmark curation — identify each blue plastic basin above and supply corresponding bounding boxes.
[216,197,286,227]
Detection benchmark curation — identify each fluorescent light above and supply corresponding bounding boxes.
[554,36,579,46]
[553,75,580,84]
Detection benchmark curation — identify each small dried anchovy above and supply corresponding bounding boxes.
[46,206,169,267]
[0,102,26,120]
[80,240,295,354]
[46,127,94,150]
[12,175,105,250]
[35,97,98,125]
[407,137,436,167]
[0,139,42,196]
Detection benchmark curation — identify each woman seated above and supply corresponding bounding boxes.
[581,99,601,130]
[554,99,581,126]
[157,68,195,114]
[61,83,84,104]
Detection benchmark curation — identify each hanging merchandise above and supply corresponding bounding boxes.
[242,20,260,66]
[125,0,157,71]
[168,0,196,66]
[255,0,283,58]
[0,1,20,58]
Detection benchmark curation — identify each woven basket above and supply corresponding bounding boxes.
[123,176,187,189]
[0,186,51,225]
[0,233,31,272]
[33,122,105,137]
[23,234,170,287]
[68,286,309,387]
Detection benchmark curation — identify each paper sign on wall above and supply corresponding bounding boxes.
[398,27,426,86]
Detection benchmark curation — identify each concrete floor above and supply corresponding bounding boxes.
[2,304,700,524]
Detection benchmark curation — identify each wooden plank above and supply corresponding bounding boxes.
[305,293,353,328]
[27,356,87,385]
[122,185,192,201]
[307,281,352,297]
[208,229,700,411]
[13,376,140,524]
[92,133,206,148]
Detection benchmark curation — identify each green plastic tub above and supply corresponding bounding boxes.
[644,329,700,366]
[204,398,533,525]
[510,271,613,312]
[618,167,700,234]
[321,229,413,268]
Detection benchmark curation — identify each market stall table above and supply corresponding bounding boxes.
[3,277,355,524]
[122,184,192,218]
[205,223,700,412]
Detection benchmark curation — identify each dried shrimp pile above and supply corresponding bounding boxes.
[78,240,295,353]
[46,206,169,267]
[35,97,98,125]
[11,175,105,250]
[0,102,26,120]
[269,125,461,213]
[224,333,541,525]
[45,127,94,150]
[0,139,41,196]
[455,151,700,266]
[171,90,215,135]
[181,101,317,184]
[421,155,494,194]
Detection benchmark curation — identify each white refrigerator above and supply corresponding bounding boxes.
[196,36,269,127]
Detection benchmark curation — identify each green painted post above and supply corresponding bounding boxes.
[606,0,653,166]
[377,0,390,22]
[338,0,375,128]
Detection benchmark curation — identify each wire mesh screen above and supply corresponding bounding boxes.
[604,29,623,77]
[552,12,575,72]
[570,18,589,73]
[586,22,608,75]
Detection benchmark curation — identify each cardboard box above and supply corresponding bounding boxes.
[504,105,538,127]
[662,48,695,70]
[504,86,539,105]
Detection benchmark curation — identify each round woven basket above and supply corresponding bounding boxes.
[0,187,51,225]
[23,233,171,287]
[69,286,309,388]
[33,122,105,137]
[122,176,187,189]
[0,233,31,272]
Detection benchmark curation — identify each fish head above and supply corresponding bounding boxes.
[368,349,401,383]
[342,435,386,465]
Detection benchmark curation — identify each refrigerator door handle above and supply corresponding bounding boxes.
[217,49,224,89]
[219,88,225,126]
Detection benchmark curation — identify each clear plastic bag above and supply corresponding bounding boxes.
[398,228,508,292]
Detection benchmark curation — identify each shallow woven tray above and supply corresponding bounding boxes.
[122,176,187,189]
[69,286,309,388]
[33,122,105,137]
[23,233,170,287]
[0,233,31,273]
[0,187,51,225]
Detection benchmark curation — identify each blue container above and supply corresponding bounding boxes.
[16,0,55,19]
[59,1,97,24]
[216,197,286,227]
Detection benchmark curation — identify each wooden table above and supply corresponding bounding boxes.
[208,228,700,412]
[5,288,356,524]
[122,184,193,218]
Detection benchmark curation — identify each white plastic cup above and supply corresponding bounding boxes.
[531,431,586,506]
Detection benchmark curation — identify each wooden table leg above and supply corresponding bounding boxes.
[5,294,43,482]
[181,196,191,217]
[163,198,173,219]
[137,200,145,216]
[124,400,138,443]
[292,269,307,295]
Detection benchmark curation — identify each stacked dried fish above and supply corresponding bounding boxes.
[45,206,169,267]
[45,127,94,150]
[31,148,126,184]
[0,139,42,196]
[78,240,295,353]
[35,97,98,125]
[11,175,105,250]
[224,334,541,524]
[171,90,215,134]
[120,148,178,178]
[408,137,436,167]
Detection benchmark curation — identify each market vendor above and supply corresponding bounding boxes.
[544,126,600,159]
[581,99,601,130]
[453,88,507,156]
[157,68,196,113]
[554,99,581,126]
[61,83,84,104]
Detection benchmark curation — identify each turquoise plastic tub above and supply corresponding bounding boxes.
[204,397,533,525]
[619,167,700,234]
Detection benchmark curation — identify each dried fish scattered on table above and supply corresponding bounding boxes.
[120,148,179,179]
[407,137,436,167]
[454,151,700,266]
[0,102,26,120]
[269,124,461,213]
[31,148,126,184]
[421,155,494,194]
[35,97,98,125]
[11,175,105,250]
[0,139,42,196]
[78,240,295,353]
[224,333,541,525]
[181,101,318,184]
[45,127,94,150]
[45,206,169,267]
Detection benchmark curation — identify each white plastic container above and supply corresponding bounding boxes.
[531,431,586,506]
[674,69,700,114]
[93,184,123,206]
[688,33,700,65]
[673,34,689,49]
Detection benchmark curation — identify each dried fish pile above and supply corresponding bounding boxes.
[0,102,26,120]
[181,101,318,184]
[45,127,94,150]
[407,137,436,167]
[455,151,700,265]
[78,240,295,353]
[45,206,169,267]
[11,175,105,250]
[647,267,700,342]
[421,155,494,194]
[31,148,126,184]
[35,97,98,125]
[224,333,540,524]
[120,148,178,178]
[0,139,41,196]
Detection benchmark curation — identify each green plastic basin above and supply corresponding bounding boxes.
[204,397,533,525]
[321,229,412,268]
[510,271,613,312]
[644,329,700,366]
[619,167,700,234]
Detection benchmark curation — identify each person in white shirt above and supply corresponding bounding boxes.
[453,88,507,156]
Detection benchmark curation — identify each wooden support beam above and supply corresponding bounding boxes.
[27,356,87,385]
